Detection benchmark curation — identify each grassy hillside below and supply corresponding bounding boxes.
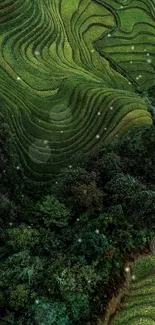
[0,0,153,181]
[112,255,155,325]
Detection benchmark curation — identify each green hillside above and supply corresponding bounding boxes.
[0,0,154,181]
[112,256,155,325]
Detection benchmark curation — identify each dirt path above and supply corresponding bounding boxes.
[96,253,155,325]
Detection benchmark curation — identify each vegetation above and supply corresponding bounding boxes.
[0,0,153,181]
[1,86,155,323]
[1,0,155,324]
[112,256,155,325]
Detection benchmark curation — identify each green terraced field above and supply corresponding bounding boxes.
[0,0,154,182]
[112,256,155,325]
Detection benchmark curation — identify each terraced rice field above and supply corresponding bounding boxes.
[112,256,155,325]
[0,0,154,181]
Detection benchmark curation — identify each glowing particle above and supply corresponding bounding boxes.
[35,50,40,55]
[95,229,100,234]
[17,76,21,80]
[125,267,130,273]
[96,134,100,139]
[131,46,135,50]
[78,238,82,243]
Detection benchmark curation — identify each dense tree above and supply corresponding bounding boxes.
[35,195,71,228]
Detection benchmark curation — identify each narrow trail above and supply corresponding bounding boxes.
[97,254,155,325]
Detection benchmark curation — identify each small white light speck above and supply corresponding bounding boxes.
[96,134,100,139]
[132,275,136,280]
[35,299,39,304]
[35,50,40,56]
[91,49,95,53]
[97,112,101,116]
[130,61,133,64]
[44,140,48,144]
[108,34,111,37]
[147,53,150,56]
[78,238,82,243]
[95,229,100,234]
[147,59,152,63]
[17,76,21,80]
[110,106,113,110]
[61,130,64,133]
[69,165,72,168]
[131,46,135,50]
[104,127,107,131]
[16,166,20,170]
[125,267,130,273]
[77,218,79,221]
[9,222,13,226]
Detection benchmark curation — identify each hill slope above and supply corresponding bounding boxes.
[112,256,155,325]
[0,0,153,181]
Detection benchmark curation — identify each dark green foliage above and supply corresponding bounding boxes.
[7,225,40,251]
[72,230,111,262]
[65,292,90,321]
[8,285,36,311]
[32,298,72,325]
[104,173,145,204]
[125,190,155,227]
[1,114,155,324]
[35,195,71,228]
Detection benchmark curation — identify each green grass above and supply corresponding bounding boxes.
[112,256,155,325]
[0,0,153,181]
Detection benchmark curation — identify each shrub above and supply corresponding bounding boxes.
[32,298,72,325]
[9,285,36,311]
[36,196,70,228]
[7,225,40,251]
[65,292,90,321]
